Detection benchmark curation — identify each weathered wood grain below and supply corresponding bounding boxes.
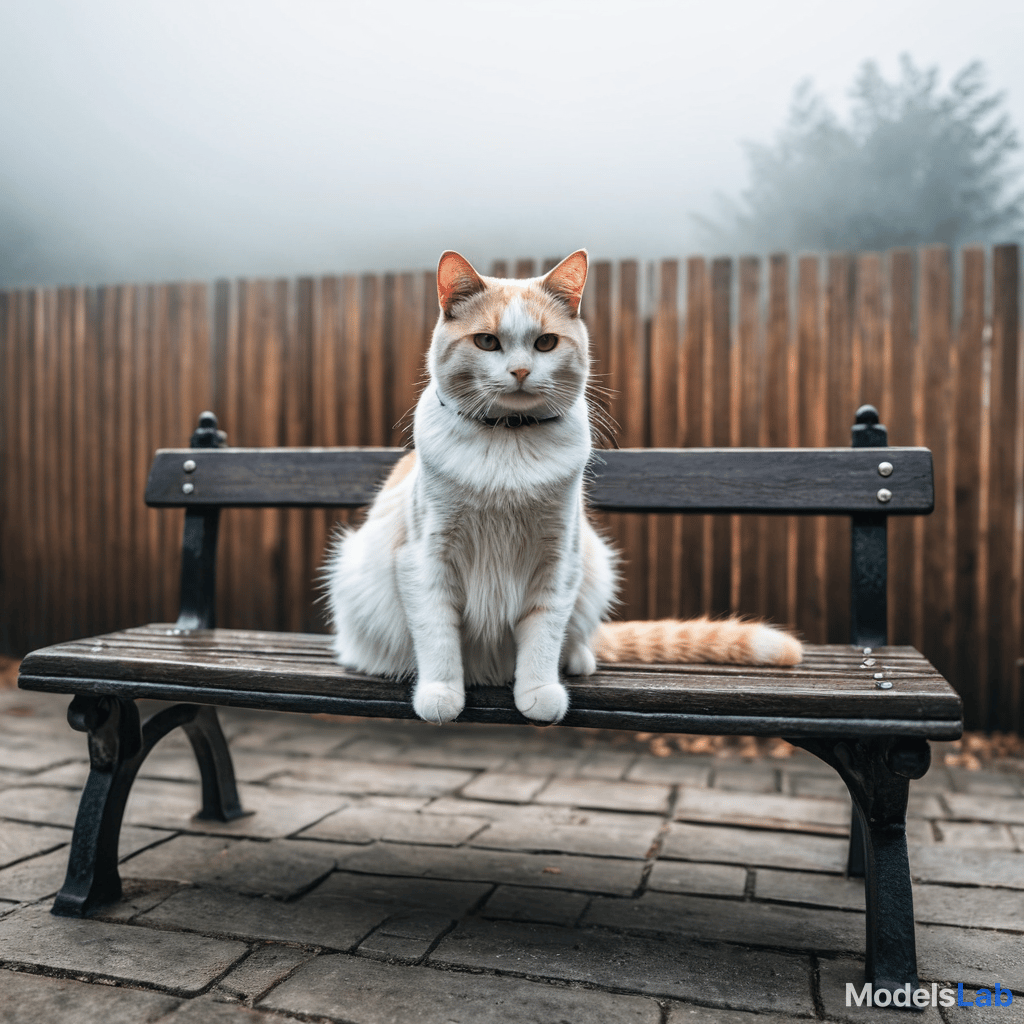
[145,446,934,514]
[19,626,961,734]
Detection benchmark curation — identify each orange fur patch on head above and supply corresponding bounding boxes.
[381,450,417,491]
[541,250,588,316]
[437,251,487,319]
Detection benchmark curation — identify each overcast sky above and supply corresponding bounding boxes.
[2,0,1023,286]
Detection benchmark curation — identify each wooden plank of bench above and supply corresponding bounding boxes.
[19,625,962,739]
[144,446,935,514]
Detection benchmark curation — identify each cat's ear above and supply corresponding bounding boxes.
[437,251,486,319]
[541,250,588,317]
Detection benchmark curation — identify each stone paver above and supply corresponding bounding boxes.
[917,923,1024,989]
[468,804,664,858]
[269,758,475,797]
[311,871,491,915]
[0,969,181,1023]
[583,890,864,954]
[625,756,712,786]
[944,792,1024,824]
[0,786,81,827]
[711,766,781,793]
[0,902,247,994]
[910,845,1024,888]
[914,880,1024,930]
[673,787,850,833]
[121,834,337,896]
[299,805,488,846]
[217,945,313,1000]
[533,776,671,813]
[817,957,944,1023]
[942,988,1024,1022]
[662,821,849,872]
[648,859,749,897]
[218,942,309,999]
[948,768,1022,796]
[666,1009,817,1024]
[0,820,72,868]
[126,778,348,838]
[0,826,173,902]
[461,771,549,803]
[430,917,816,1014]
[140,885,393,949]
[933,820,1018,848]
[261,953,662,1023]
[2,689,1022,1024]
[331,839,647,895]
[480,884,589,927]
[754,868,863,910]
[161,996,297,1023]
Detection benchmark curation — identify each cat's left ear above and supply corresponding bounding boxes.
[541,250,588,317]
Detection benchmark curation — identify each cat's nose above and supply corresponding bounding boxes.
[511,368,530,383]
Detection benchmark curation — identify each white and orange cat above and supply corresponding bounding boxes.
[325,250,801,725]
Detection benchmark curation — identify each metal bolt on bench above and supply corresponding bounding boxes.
[17,404,962,995]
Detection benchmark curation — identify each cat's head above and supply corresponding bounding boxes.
[428,250,590,422]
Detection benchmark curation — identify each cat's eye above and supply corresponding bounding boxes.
[474,334,501,351]
[535,334,558,352]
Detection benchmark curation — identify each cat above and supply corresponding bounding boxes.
[325,249,802,725]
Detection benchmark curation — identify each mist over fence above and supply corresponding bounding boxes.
[1,246,1021,734]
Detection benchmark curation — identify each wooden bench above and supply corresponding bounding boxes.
[18,404,962,995]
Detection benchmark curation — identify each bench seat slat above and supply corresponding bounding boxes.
[20,625,961,732]
[145,447,935,514]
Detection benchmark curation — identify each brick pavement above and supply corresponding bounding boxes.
[0,686,1022,1023]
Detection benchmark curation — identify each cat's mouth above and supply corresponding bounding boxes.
[489,389,550,414]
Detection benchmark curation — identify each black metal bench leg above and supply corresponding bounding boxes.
[790,735,930,994]
[53,698,248,918]
[52,696,143,917]
[847,807,866,877]
[182,705,246,821]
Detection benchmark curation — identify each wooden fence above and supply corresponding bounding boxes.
[1,245,1021,734]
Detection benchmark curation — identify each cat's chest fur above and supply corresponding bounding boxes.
[410,387,589,647]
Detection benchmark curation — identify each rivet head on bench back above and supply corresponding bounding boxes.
[876,488,892,503]
[878,461,893,477]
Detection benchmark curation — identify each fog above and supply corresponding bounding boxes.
[2,0,1023,287]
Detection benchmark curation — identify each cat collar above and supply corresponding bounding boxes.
[436,392,560,429]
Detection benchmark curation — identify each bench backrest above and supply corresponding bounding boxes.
[145,446,932,515]
[147,407,933,649]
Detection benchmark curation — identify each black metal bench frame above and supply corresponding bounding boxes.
[18,404,962,996]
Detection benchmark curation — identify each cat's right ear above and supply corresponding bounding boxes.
[437,251,486,319]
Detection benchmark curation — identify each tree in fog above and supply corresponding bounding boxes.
[697,56,1024,253]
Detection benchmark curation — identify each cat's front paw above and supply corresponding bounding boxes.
[514,680,569,725]
[412,680,465,724]
[562,642,597,676]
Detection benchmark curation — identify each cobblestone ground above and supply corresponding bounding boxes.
[0,687,1022,1023]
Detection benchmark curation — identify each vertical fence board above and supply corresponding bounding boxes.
[735,258,762,614]
[0,293,13,652]
[954,248,987,728]
[615,260,647,619]
[762,255,791,627]
[679,258,707,620]
[988,245,1022,731]
[648,260,679,617]
[920,247,956,682]
[796,256,826,643]
[825,256,854,643]
[887,251,916,646]
[707,258,732,615]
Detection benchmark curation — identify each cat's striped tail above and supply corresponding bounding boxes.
[593,617,802,667]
